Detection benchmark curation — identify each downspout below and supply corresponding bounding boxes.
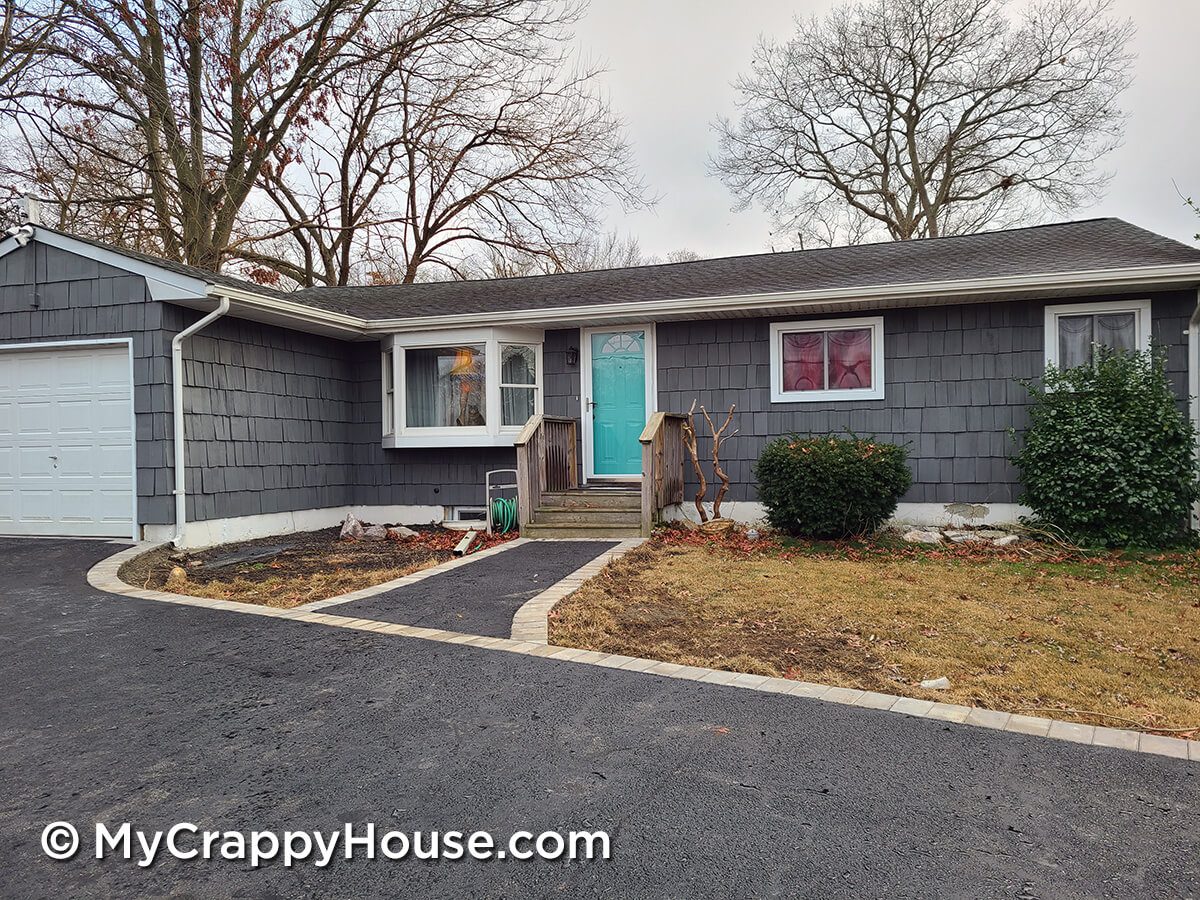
[172,297,231,547]
[1190,290,1200,531]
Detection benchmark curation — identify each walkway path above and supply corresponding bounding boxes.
[330,539,618,637]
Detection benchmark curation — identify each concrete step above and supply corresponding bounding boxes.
[534,507,642,526]
[522,522,642,539]
[539,490,641,510]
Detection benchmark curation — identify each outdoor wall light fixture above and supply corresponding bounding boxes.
[566,346,578,366]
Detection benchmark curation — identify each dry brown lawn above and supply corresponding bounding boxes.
[119,527,507,608]
[548,536,1200,735]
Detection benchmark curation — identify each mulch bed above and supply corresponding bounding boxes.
[118,525,514,608]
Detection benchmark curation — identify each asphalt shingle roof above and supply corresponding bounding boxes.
[32,218,1200,322]
[295,218,1200,320]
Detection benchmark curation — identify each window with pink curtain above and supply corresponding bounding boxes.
[782,332,825,391]
[828,328,872,388]
[781,327,873,393]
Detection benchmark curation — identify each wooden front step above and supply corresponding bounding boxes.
[539,489,641,510]
[533,507,641,526]
[522,522,642,539]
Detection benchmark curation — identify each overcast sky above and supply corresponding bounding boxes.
[575,0,1200,259]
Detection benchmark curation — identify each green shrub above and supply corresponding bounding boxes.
[754,435,912,538]
[1013,348,1200,547]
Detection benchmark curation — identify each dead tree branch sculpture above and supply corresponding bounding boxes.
[700,404,738,519]
[681,399,708,523]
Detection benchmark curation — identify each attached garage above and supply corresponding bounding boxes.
[0,341,136,538]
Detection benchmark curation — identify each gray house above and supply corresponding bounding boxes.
[1,218,1198,546]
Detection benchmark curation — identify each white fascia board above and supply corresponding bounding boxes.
[10,228,212,302]
[204,285,367,337]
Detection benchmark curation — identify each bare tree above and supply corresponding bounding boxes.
[1182,186,1200,242]
[0,0,60,106]
[233,3,651,286]
[11,0,581,272]
[1,126,165,252]
[463,231,701,279]
[714,0,1135,246]
[681,400,708,524]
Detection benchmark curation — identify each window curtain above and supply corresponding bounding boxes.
[782,332,824,391]
[828,328,872,389]
[501,345,536,426]
[1057,315,1094,370]
[1057,312,1136,369]
[405,348,438,427]
[405,346,485,427]
[1096,313,1136,352]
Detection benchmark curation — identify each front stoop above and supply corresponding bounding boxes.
[523,488,643,539]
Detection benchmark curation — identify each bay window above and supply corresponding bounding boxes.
[769,317,885,402]
[1044,299,1150,370]
[382,327,543,447]
[405,345,487,428]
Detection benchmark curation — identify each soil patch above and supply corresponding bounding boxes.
[119,526,512,608]
[549,532,1200,735]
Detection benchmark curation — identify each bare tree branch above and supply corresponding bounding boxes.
[231,2,654,285]
[713,0,1135,246]
[700,404,737,520]
[9,0,619,276]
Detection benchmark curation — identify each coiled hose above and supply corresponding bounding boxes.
[490,496,518,534]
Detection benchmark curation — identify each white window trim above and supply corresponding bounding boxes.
[498,342,542,431]
[381,349,395,436]
[769,316,885,403]
[1043,299,1152,370]
[382,327,544,447]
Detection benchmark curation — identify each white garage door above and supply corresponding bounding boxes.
[0,342,135,537]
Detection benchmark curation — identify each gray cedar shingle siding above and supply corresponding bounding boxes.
[654,290,1196,506]
[169,306,361,522]
[0,245,517,526]
[2,240,1196,529]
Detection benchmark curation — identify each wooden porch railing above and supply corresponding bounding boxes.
[514,414,578,531]
[639,412,688,537]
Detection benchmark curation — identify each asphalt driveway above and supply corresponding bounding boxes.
[0,538,1196,898]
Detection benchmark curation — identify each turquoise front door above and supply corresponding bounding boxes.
[589,329,647,476]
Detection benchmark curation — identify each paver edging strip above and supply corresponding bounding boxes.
[85,541,1199,764]
[509,538,645,643]
[87,537,530,613]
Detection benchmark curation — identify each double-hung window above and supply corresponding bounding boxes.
[1044,300,1151,370]
[769,317,885,402]
[383,327,543,447]
[500,344,539,426]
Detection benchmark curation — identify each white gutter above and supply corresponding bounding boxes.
[172,297,231,547]
[207,285,365,335]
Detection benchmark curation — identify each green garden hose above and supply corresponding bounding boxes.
[490,496,518,534]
